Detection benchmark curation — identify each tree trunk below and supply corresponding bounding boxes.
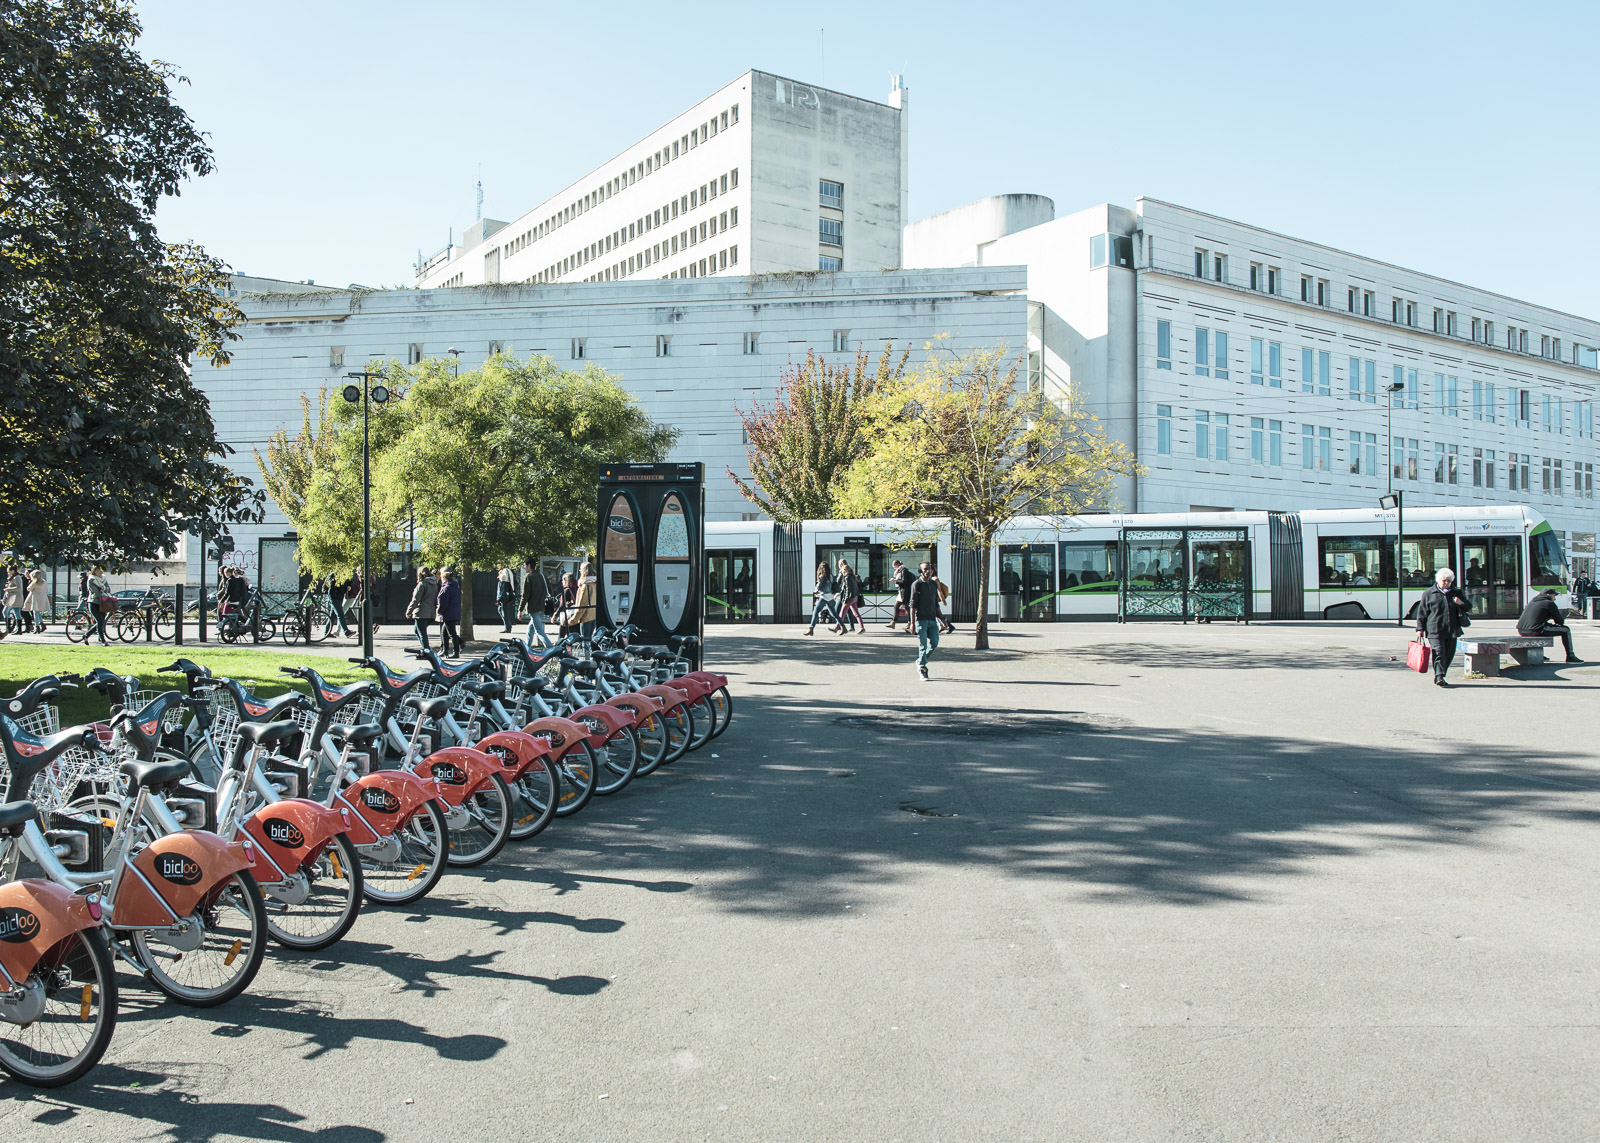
[974,540,991,651]
[459,561,475,644]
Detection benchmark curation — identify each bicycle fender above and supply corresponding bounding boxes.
[681,670,729,689]
[475,730,554,781]
[518,717,592,760]
[418,746,499,806]
[241,799,348,882]
[0,878,102,985]
[605,693,663,721]
[116,829,254,928]
[336,770,436,843]
[569,704,632,747]
[638,684,692,712]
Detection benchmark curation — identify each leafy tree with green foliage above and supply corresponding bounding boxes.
[730,343,908,522]
[371,355,677,640]
[839,343,1137,650]
[0,0,263,563]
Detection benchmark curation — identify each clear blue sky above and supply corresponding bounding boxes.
[142,0,1600,316]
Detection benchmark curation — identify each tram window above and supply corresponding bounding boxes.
[1397,535,1452,587]
[1058,541,1119,593]
[1318,536,1395,588]
[1125,536,1185,586]
[1530,530,1567,588]
[816,545,933,593]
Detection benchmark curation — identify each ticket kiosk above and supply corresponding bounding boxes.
[595,463,705,665]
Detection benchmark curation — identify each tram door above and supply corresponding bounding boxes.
[1458,537,1521,618]
[705,549,756,622]
[998,545,1056,621]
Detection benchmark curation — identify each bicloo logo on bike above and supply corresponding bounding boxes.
[0,907,41,943]
[362,787,401,814]
[156,854,203,885]
[430,762,466,786]
[264,819,306,847]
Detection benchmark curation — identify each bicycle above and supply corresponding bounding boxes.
[217,589,275,644]
[63,600,94,645]
[114,588,176,643]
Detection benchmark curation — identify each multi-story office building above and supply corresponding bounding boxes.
[908,195,1599,578]
[413,70,908,290]
[187,267,1024,582]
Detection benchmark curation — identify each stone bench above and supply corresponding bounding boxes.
[1460,636,1554,678]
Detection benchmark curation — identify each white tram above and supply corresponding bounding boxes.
[704,505,1570,624]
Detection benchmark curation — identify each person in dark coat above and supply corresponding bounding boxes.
[1414,567,1472,687]
[910,562,944,681]
[1517,588,1581,663]
[887,559,914,632]
[437,567,462,656]
[520,558,551,648]
[406,566,438,650]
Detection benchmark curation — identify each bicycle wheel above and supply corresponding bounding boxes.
[114,611,142,643]
[660,704,693,765]
[592,726,640,796]
[0,927,118,1088]
[631,710,669,777]
[553,741,598,818]
[685,695,714,752]
[443,774,511,867]
[708,685,733,739]
[359,799,448,905]
[252,617,277,644]
[277,611,305,646]
[218,621,238,644]
[65,612,92,644]
[508,755,558,840]
[265,834,364,951]
[154,609,176,641]
[132,870,267,1007]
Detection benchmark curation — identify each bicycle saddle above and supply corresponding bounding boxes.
[511,675,557,694]
[404,694,454,721]
[567,659,599,676]
[594,649,626,666]
[237,720,299,748]
[327,722,383,747]
[0,801,35,837]
[625,645,665,658]
[669,635,699,650]
[118,756,189,791]
[459,680,506,700]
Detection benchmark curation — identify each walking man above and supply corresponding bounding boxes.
[1517,587,1582,663]
[520,558,552,648]
[910,561,944,681]
[1414,567,1471,687]
[887,559,914,632]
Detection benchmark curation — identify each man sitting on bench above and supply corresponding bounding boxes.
[1517,588,1581,663]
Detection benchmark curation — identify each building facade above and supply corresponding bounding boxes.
[189,267,1026,581]
[413,70,907,291]
[909,196,1599,578]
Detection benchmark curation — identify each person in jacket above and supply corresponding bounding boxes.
[910,562,945,681]
[86,565,112,646]
[887,559,915,632]
[2,565,24,633]
[437,567,462,656]
[496,568,516,632]
[552,573,577,635]
[1517,588,1581,663]
[1414,567,1472,687]
[406,566,438,649]
[572,561,598,643]
[520,558,551,648]
[25,568,49,633]
[327,573,353,637]
[805,561,837,635]
[832,559,862,634]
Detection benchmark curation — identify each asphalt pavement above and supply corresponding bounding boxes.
[3,617,1597,1141]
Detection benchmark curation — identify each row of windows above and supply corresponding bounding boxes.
[562,215,736,284]
[367,327,856,369]
[501,103,739,261]
[1154,320,1596,435]
[664,246,738,280]
[532,171,739,284]
[1152,404,1596,498]
[1190,245,1599,369]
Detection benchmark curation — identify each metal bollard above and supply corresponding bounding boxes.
[174,585,184,645]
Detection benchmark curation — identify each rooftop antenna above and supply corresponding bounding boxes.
[475,169,483,223]
[820,27,825,85]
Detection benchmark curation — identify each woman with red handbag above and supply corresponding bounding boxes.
[1413,568,1471,688]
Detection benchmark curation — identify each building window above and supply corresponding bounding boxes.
[1301,275,1313,302]
[1349,431,1376,476]
[1214,331,1229,379]
[1213,254,1227,283]
[832,329,850,353]
[1302,348,1315,395]
[1513,388,1531,426]
[488,340,504,355]
[1578,461,1594,499]
[571,337,586,360]
[1448,444,1459,485]
[1406,301,1417,326]
[1195,328,1210,377]
[1302,424,1315,470]
[1156,320,1172,369]
[1196,411,1210,459]
[1156,405,1172,455]
[819,179,843,209]
[819,218,843,247]
[1576,401,1593,439]
[1473,448,1484,488]
[1362,290,1374,317]
[1436,374,1459,416]
[1407,438,1419,481]
[1393,298,1404,323]
[1318,351,1331,396]
[1317,279,1329,307]
[407,343,424,364]
[1270,420,1283,466]
[819,256,841,271]
[1268,266,1280,294]
[1543,394,1564,433]
[1214,413,1229,461]
[1348,286,1358,312]
[1447,311,1458,336]
[1252,418,1265,464]
[1349,357,1362,401]
[1269,341,1282,387]
[1089,234,1107,268]
[742,332,759,355]
[1508,452,1526,492]
[1251,263,1263,291]
[655,334,671,357]
[329,346,344,367]
[1472,379,1497,422]
[1435,443,1446,484]
[1251,338,1264,385]
[1433,307,1444,332]
[1194,249,1208,278]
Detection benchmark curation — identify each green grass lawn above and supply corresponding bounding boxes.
[0,643,370,727]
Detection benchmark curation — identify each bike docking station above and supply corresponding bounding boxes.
[596,462,705,667]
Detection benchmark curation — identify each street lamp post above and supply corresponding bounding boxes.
[1383,380,1405,627]
[343,371,391,657]
[447,348,461,378]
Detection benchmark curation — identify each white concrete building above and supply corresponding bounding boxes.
[413,70,908,291]
[907,195,1600,580]
[189,267,1026,581]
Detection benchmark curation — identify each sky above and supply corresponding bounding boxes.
[140,0,1600,316]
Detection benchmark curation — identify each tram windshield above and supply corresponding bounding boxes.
[1530,529,1567,588]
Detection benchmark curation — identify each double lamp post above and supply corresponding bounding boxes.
[1380,379,1405,627]
[343,371,391,658]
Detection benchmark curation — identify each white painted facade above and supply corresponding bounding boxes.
[189,268,1026,581]
[909,196,1600,573]
[413,70,906,291]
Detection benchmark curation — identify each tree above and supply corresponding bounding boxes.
[0,0,261,563]
[373,355,677,641]
[840,344,1138,650]
[730,343,908,522]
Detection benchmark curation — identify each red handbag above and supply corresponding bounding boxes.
[1406,638,1431,674]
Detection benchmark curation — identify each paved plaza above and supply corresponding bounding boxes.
[3,618,1597,1141]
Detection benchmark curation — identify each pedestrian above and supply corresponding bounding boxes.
[1573,572,1593,619]
[887,559,914,632]
[805,561,838,635]
[936,575,955,634]
[833,559,862,634]
[25,568,49,633]
[406,565,438,650]
[436,566,462,656]
[1414,567,1472,687]
[496,567,517,632]
[327,573,353,638]
[910,561,944,681]
[551,573,577,636]
[520,558,552,648]
[572,561,598,645]
[1517,587,1582,664]
[225,565,250,619]
[2,564,23,633]
[86,565,113,646]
